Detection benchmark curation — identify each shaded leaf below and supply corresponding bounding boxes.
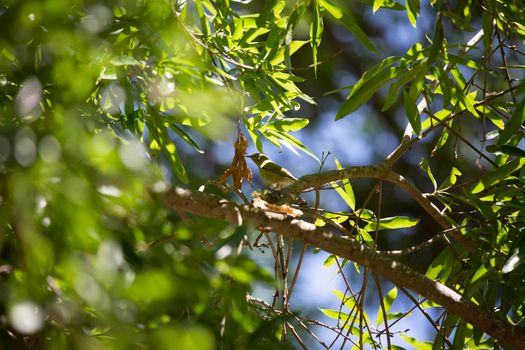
[111,55,141,66]
[403,88,421,135]
[471,158,525,193]
[486,145,525,158]
[319,0,376,52]
[337,66,398,119]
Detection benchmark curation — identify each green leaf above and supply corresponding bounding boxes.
[471,158,525,193]
[373,0,384,13]
[406,0,420,28]
[364,216,419,231]
[459,90,480,118]
[419,158,437,191]
[355,208,376,220]
[502,247,525,274]
[333,289,357,309]
[382,63,426,111]
[169,124,204,154]
[431,127,449,156]
[268,117,309,132]
[426,248,447,280]
[265,129,319,161]
[323,254,337,267]
[310,2,324,75]
[319,0,376,52]
[471,266,489,284]
[331,158,356,210]
[317,0,343,17]
[401,334,432,350]
[337,66,398,119]
[246,125,263,153]
[486,145,525,158]
[402,88,421,135]
[365,0,405,11]
[165,143,189,183]
[447,54,481,70]
[256,0,284,27]
[376,286,397,325]
[270,40,308,65]
[436,64,452,107]
[497,99,525,146]
[320,308,349,320]
[111,55,141,66]
[439,167,462,190]
[429,18,443,63]
[453,321,467,349]
[358,227,375,247]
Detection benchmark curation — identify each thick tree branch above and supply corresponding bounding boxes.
[287,165,476,251]
[166,186,525,349]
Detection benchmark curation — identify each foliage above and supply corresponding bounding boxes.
[1,0,524,349]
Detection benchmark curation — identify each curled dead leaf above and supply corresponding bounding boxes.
[217,124,252,190]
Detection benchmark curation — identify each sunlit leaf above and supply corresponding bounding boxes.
[331,158,356,211]
[406,0,420,27]
[502,247,525,274]
[401,334,432,349]
[376,286,397,325]
[268,118,309,132]
[419,158,437,191]
[320,308,350,321]
[364,216,419,231]
[439,167,462,190]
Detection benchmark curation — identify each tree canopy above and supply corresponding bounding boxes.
[1,0,525,349]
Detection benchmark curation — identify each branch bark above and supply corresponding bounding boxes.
[166,187,525,349]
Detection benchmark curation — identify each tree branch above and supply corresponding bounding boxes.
[166,186,525,349]
[287,165,476,251]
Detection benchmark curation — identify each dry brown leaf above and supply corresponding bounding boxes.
[217,123,252,190]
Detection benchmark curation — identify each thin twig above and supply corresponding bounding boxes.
[374,274,392,350]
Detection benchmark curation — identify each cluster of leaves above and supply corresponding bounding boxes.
[316,0,525,347]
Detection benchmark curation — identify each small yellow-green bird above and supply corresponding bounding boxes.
[247,153,297,190]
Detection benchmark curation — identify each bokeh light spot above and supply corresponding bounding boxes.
[15,77,42,122]
[8,302,44,334]
[15,128,37,167]
[81,5,112,33]
[119,139,147,170]
[39,135,61,163]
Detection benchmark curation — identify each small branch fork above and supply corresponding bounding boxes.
[166,187,525,349]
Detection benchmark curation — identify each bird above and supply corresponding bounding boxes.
[246,153,297,190]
